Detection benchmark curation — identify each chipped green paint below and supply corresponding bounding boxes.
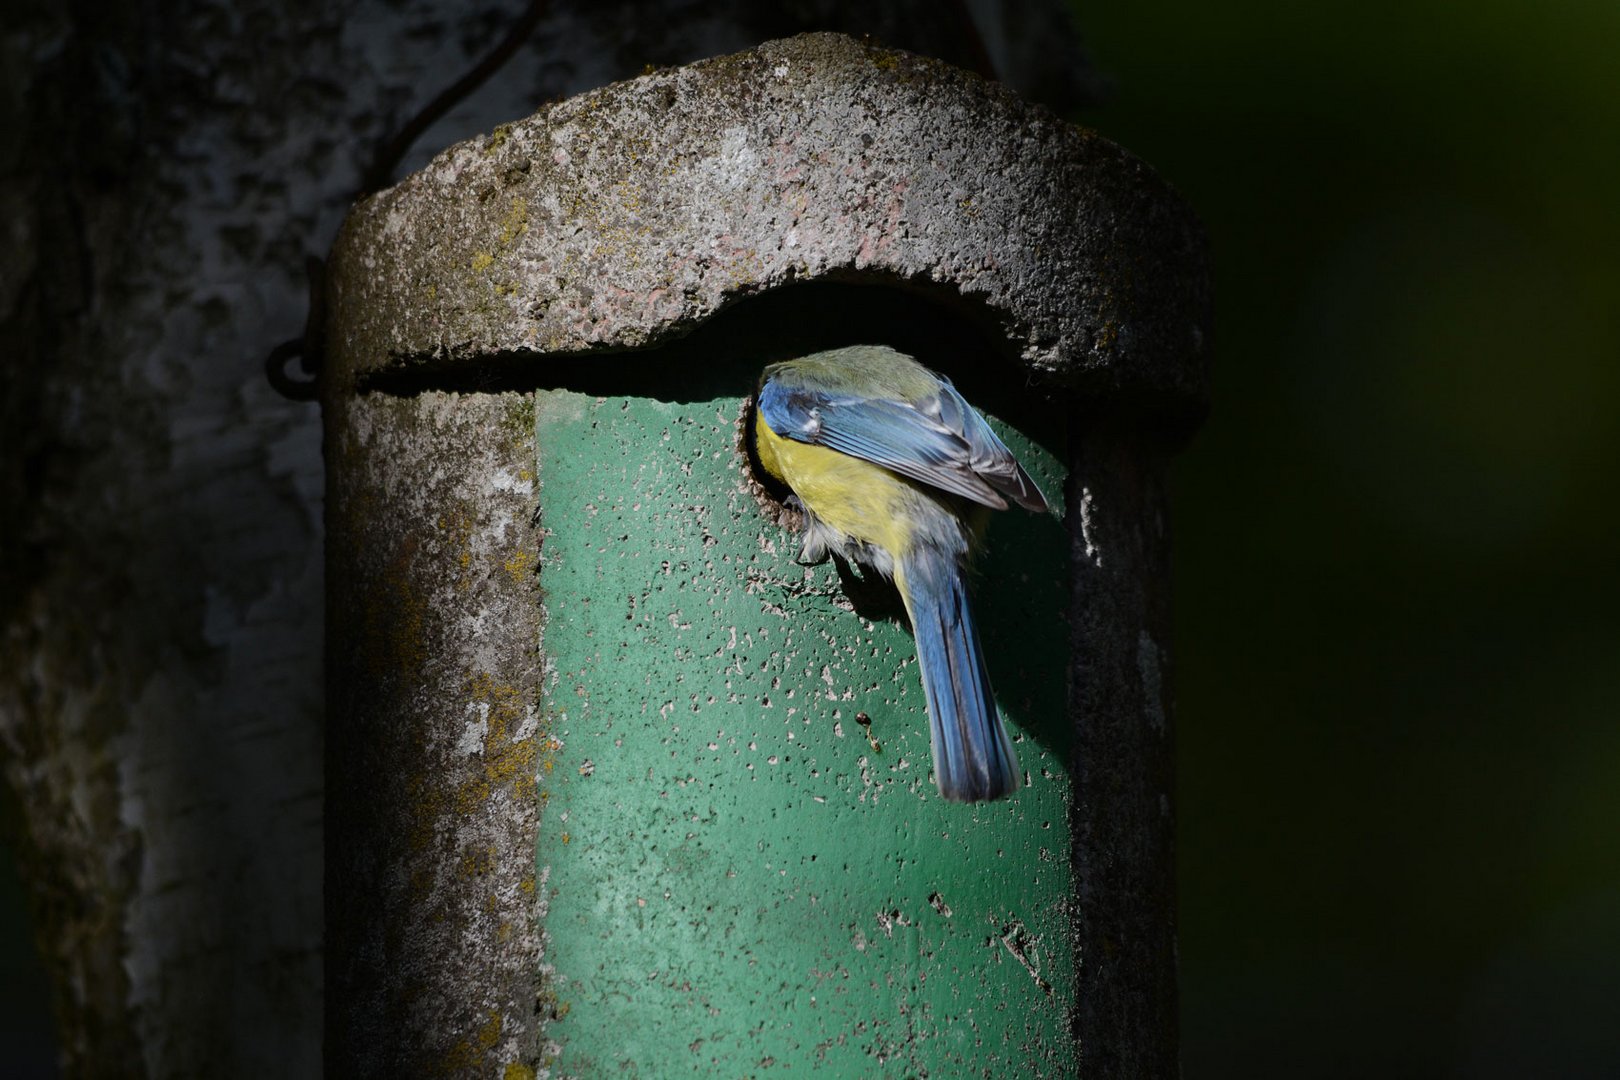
[533,385,1075,1075]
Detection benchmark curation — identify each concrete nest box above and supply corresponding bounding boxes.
[324,32,1209,1079]
[325,32,1208,409]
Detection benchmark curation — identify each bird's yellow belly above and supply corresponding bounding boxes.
[755,412,922,554]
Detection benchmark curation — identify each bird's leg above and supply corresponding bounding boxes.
[794,502,832,566]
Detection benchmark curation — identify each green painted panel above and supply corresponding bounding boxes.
[534,386,1073,1076]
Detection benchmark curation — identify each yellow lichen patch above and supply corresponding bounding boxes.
[497,197,529,247]
[435,505,476,584]
[503,549,536,585]
[457,672,539,813]
[537,733,563,776]
[363,534,427,679]
[406,859,435,899]
[459,844,496,878]
[479,1010,503,1048]
[471,251,495,272]
[504,1063,536,1080]
[612,178,643,214]
[445,1010,506,1072]
[400,753,440,859]
[501,395,538,443]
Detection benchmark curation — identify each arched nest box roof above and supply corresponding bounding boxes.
[325,32,1209,410]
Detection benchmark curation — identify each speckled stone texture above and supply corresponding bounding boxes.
[325,32,1209,410]
[325,31,1209,1078]
[326,390,542,1075]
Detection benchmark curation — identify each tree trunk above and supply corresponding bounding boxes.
[0,1,1106,1073]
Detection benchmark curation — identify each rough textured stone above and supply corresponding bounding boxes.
[325,32,1207,1078]
[1066,421,1181,1078]
[326,390,542,1075]
[326,32,1210,415]
[0,4,1111,1075]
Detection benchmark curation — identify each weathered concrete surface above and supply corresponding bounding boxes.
[325,32,1210,414]
[325,390,542,1075]
[0,4,1106,1074]
[1066,420,1182,1078]
[531,388,1074,1075]
[323,31,1208,1079]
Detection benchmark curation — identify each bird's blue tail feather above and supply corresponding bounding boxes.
[899,548,1022,802]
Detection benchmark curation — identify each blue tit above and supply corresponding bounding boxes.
[752,345,1048,802]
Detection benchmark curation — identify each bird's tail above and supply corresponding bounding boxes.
[897,548,1022,802]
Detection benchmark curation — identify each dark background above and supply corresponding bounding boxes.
[3,0,1617,1075]
[1075,1,1620,1075]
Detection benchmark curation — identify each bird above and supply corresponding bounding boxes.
[751,345,1048,802]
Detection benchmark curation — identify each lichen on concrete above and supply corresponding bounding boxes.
[326,390,543,1075]
[323,31,1208,1078]
[325,33,1210,415]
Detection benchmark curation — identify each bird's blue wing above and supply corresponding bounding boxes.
[758,375,1046,511]
[926,379,1049,513]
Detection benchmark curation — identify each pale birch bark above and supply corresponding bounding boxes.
[0,1,1095,1072]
